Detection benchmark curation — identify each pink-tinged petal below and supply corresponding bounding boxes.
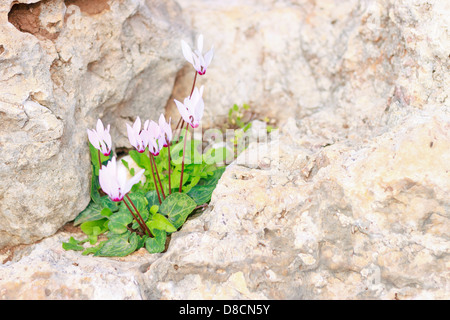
[181,40,194,65]
[174,99,191,123]
[103,133,112,155]
[194,97,204,124]
[149,120,160,138]
[143,119,150,131]
[133,117,141,133]
[192,54,202,73]
[87,129,100,148]
[123,168,145,195]
[197,34,204,53]
[96,119,105,134]
[158,114,165,128]
[126,123,138,150]
[204,47,214,67]
[99,158,120,201]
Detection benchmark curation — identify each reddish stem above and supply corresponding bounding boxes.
[151,154,165,200]
[195,203,208,210]
[189,71,198,98]
[123,195,152,237]
[179,124,189,193]
[149,151,162,204]
[167,144,172,194]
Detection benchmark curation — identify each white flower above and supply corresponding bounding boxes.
[99,157,145,202]
[174,86,205,129]
[146,120,163,156]
[126,117,149,153]
[181,34,214,75]
[87,119,112,156]
[158,114,172,147]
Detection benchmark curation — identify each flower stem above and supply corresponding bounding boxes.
[179,124,189,193]
[189,71,198,98]
[97,149,102,170]
[167,144,172,195]
[175,70,198,142]
[123,195,152,237]
[151,154,165,200]
[149,151,162,204]
[195,203,208,210]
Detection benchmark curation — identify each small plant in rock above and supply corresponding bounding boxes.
[63,35,225,257]
[63,35,276,257]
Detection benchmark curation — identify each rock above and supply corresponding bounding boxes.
[0,0,449,300]
[2,109,447,300]
[0,0,189,248]
[0,228,157,300]
[166,0,449,133]
[140,109,449,300]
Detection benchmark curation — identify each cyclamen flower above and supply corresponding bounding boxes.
[146,120,163,156]
[181,34,214,75]
[126,117,149,153]
[99,157,145,202]
[174,86,205,129]
[87,119,112,156]
[158,114,172,147]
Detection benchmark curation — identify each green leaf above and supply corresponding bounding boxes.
[197,167,226,186]
[100,207,113,218]
[95,232,139,257]
[62,237,86,251]
[149,205,159,215]
[145,190,161,207]
[74,201,103,226]
[90,167,101,204]
[129,149,151,171]
[187,184,217,205]
[80,219,108,236]
[126,192,149,214]
[147,213,177,233]
[145,229,167,254]
[74,196,119,226]
[82,245,103,256]
[108,209,133,235]
[170,137,202,166]
[203,147,233,165]
[159,193,197,229]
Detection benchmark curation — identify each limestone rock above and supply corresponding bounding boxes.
[140,110,449,300]
[0,229,156,299]
[0,0,449,300]
[1,110,448,299]
[167,0,449,134]
[0,0,189,248]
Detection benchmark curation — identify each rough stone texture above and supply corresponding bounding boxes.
[139,110,449,300]
[0,0,189,248]
[0,229,153,299]
[1,111,448,299]
[167,0,449,131]
[0,0,449,300]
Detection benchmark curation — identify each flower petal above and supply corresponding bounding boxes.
[181,40,194,65]
[174,99,191,123]
[123,168,145,195]
[197,34,203,53]
[87,129,100,149]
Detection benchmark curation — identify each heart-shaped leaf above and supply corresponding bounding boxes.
[147,213,177,233]
[159,193,196,229]
[145,229,167,254]
[95,232,139,257]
